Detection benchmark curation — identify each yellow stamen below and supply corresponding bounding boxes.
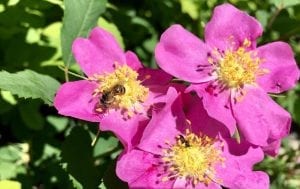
[90,64,149,114]
[161,129,225,186]
[216,39,267,89]
[243,38,251,47]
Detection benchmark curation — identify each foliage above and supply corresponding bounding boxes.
[0,0,299,188]
[0,70,60,105]
[61,0,107,67]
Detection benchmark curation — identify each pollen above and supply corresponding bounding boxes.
[214,39,266,89]
[89,64,149,114]
[160,129,225,186]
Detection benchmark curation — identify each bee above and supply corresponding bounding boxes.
[179,135,190,147]
[100,84,126,109]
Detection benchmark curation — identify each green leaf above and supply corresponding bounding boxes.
[1,91,17,105]
[69,174,83,189]
[47,115,69,132]
[41,22,64,67]
[35,144,60,166]
[0,97,14,114]
[0,146,20,162]
[43,0,64,8]
[61,126,100,189]
[293,99,300,125]
[61,0,107,67]
[271,0,300,9]
[179,0,199,20]
[255,10,270,28]
[99,182,107,189]
[7,0,20,6]
[19,101,44,130]
[0,180,21,189]
[102,160,128,189]
[0,70,60,105]
[93,135,118,157]
[98,17,124,50]
[0,144,28,175]
[0,161,18,179]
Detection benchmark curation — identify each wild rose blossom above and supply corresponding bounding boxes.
[117,88,269,189]
[54,27,172,150]
[155,3,300,154]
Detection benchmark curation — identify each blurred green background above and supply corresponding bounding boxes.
[0,0,299,188]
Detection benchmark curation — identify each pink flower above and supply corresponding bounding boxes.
[116,89,269,189]
[54,27,172,150]
[155,3,300,153]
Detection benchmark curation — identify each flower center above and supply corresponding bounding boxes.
[90,64,149,115]
[211,39,266,89]
[161,130,224,186]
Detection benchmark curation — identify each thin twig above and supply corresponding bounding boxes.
[64,66,69,82]
[267,3,283,29]
[58,65,87,80]
[269,94,286,98]
[91,130,101,146]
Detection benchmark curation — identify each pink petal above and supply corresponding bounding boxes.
[72,27,126,76]
[155,24,214,83]
[205,4,262,50]
[116,150,153,184]
[217,138,269,189]
[194,183,221,189]
[222,138,264,170]
[187,83,236,135]
[100,111,149,151]
[100,86,180,151]
[172,178,187,189]
[222,171,269,189]
[231,87,291,147]
[138,87,185,155]
[262,139,281,156]
[54,80,101,122]
[173,178,221,189]
[116,150,173,189]
[257,42,300,93]
[183,93,230,138]
[138,68,173,86]
[143,84,186,112]
[143,85,170,107]
[125,51,143,71]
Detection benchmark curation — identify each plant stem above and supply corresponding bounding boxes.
[91,130,101,146]
[267,4,283,29]
[59,65,87,80]
[64,66,69,82]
